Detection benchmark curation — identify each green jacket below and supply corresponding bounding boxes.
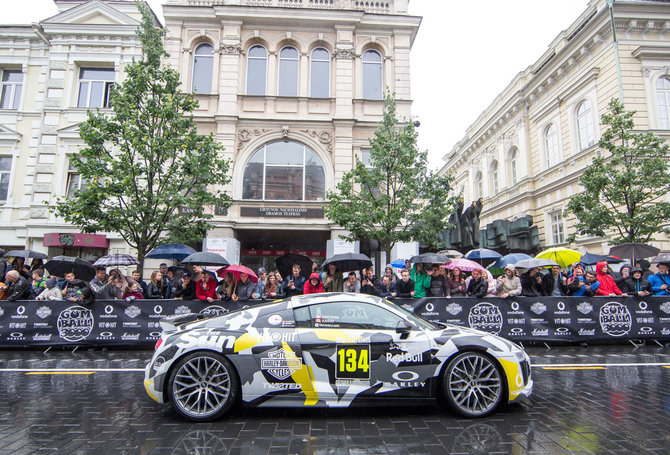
[411,264,431,298]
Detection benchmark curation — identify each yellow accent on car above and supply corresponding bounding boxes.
[144,379,159,402]
[234,332,262,353]
[498,358,523,400]
[283,341,318,405]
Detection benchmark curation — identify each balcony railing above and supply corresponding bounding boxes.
[172,0,395,14]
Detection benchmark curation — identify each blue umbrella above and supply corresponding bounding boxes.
[391,259,407,268]
[489,253,532,270]
[580,252,623,265]
[464,248,503,261]
[146,243,197,260]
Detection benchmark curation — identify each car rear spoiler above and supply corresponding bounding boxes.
[159,313,201,332]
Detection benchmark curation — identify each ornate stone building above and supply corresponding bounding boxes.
[0,0,420,269]
[439,0,670,255]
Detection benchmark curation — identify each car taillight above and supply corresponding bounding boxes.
[155,338,163,350]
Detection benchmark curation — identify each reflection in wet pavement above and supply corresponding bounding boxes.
[0,345,669,454]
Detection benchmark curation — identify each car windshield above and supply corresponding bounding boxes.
[381,299,439,331]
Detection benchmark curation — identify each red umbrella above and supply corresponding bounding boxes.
[216,265,258,283]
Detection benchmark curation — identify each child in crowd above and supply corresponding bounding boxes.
[35,278,63,301]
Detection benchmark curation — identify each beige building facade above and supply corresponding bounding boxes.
[440,0,670,256]
[0,0,420,269]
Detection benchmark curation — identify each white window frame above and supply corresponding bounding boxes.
[509,148,518,185]
[66,160,87,198]
[656,76,670,129]
[576,100,595,151]
[549,210,565,245]
[77,67,115,109]
[192,43,214,94]
[474,171,483,200]
[309,47,330,98]
[0,155,12,201]
[544,123,559,168]
[489,161,499,195]
[246,45,267,96]
[362,49,383,100]
[0,69,23,110]
[277,46,299,97]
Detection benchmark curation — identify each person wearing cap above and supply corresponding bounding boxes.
[621,267,652,296]
[36,278,63,301]
[252,267,267,299]
[175,272,196,300]
[497,264,521,299]
[648,262,670,296]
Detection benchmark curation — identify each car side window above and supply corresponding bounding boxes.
[293,306,312,328]
[302,302,404,331]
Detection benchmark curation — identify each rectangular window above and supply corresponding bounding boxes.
[66,161,88,198]
[0,156,11,200]
[77,67,114,108]
[0,70,23,110]
[550,211,565,245]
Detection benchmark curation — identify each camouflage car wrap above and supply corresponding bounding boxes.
[144,293,532,413]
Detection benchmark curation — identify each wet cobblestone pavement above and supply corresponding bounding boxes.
[1,345,669,454]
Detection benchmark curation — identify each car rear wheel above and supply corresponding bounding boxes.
[442,351,504,417]
[167,351,239,422]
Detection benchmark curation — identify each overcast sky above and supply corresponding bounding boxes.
[7,0,590,169]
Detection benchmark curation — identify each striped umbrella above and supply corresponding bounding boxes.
[93,254,140,267]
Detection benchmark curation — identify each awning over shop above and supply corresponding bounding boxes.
[43,233,109,249]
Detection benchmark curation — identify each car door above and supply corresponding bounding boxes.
[294,300,434,406]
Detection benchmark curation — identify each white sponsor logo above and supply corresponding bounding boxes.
[510,327,525,334]
[261,348,302,380]
[578,328,595,336]
[270,332,296,342]
[577,302,594,315]
[510,302,520,311]
[660,302,670,314]
[32,333,52,341]
[599,302,632,337]
[177,332,237,351]
[57,306,94,342]
[175,305,191,315]
[125,305,141,319]
[199,306,229,318]
[9,332,24,340]
[386,352,422,364]
[152,356,165,372]
[639,301,648,310]
[531,328,549,336]
[121,332,141,341]
[425,303,435,313]
[640,327,654,333]
[446,303,462,315]
[268,314,283,326]
[662,327,670,335]
[391,371,420,381]
[263,383,302,390]
[105,305,114,315]
[555,327,570,334]
[36,306,52,319]
[382,381,426,389]
[468,303,503,335]
[530,303,546,315]
[0,308,4,317]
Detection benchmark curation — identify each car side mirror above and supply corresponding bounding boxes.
[396,320,412,339]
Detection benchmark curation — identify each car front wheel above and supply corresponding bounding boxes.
[167,351,239,422]
[442,351,504,417]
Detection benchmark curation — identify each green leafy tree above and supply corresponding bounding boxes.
[53,1,231,272]
[325,93,456,259]
[565,98,670,245]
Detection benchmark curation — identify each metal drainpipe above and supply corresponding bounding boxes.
[607,0,625,104]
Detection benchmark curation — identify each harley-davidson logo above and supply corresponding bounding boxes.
[577,302,594,315]
[36,306,52,319]
[659,302,670,314]
[530,303,546,315]
[125,306,141,319]
[446,303,462,315]
[261,348,302,380]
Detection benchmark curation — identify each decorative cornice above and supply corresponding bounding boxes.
[220,44,243,55]
[334,48,356,59]
[237,128,269,149]
[301,129,333,153]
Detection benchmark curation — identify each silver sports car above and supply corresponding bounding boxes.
[144,293,532,421]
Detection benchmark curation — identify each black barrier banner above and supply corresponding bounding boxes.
[1,296,669,347]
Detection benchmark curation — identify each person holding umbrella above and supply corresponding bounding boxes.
[232,272,255,302]
[497,264,521,299]
[282,264,306,297]
[520,267,543,297]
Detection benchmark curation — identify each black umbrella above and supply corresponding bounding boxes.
[651,253,670,265]
[580,253,623,265]
[44,256,95,281]
[275,253,313,280]
[410,253,450,264]
[180,252,231,267]
[4,249,49,260]
[146,243,197,260]
[322,253,373,273]
[609,243,660,264]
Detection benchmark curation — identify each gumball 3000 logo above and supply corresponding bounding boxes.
[468,303,503,335]
[199,306,230,318]
[599,302,632,337]
[57,306,94,342]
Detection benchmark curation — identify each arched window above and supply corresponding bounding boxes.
[242,141,325,201]
[362,50,383,100]
[489,161,499,195]
[544,123,559,168]
[509,148,518,185]
[278,46,299,97]
[310,48,330,98]
[192,43,214,94]
[474,171,483,200]
[656,76,670,129]
[576,100,595,150]
[246,45,267,95]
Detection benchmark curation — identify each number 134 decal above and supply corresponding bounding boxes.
[336,344,370,380]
